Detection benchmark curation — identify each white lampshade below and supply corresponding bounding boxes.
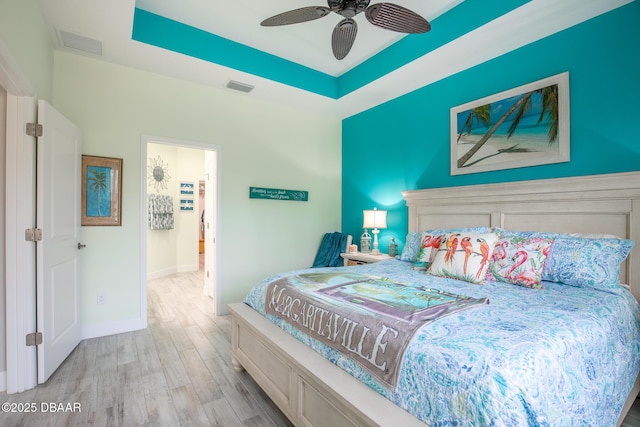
[363,208,387,229]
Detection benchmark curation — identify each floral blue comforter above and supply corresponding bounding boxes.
[244,259,640,426]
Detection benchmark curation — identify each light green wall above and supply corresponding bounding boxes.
[146,143,179,276]
[0,0,53,100]
[146,143,204,277]
[52,51,341,328]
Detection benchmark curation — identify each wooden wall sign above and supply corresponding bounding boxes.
[249,187,308,202]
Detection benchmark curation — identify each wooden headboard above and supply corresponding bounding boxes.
[402,172,640,301]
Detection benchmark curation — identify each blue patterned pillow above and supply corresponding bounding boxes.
[397,227,491,262]
[542,237,634,290]
[397,232,422,262]
[493,229,558,240]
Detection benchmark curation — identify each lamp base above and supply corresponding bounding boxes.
[371,228,382,255]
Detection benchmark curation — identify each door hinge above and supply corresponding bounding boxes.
[26,332,43,346]
[25,228,43,242]
[26,122,43,137]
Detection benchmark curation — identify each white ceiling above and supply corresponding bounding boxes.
[133,0,462,77]
[36,0,633,119]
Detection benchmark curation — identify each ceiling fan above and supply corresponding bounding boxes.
[261,0,431,60]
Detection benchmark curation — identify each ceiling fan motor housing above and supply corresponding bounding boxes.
[261,1,430,60]
[328,0,370,18]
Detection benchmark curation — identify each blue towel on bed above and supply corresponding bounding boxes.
[311,232,349,268]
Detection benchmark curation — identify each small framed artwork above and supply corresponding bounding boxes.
[180,198,194,211]
[180,182,194,196]
[81,155,123,226]
[450,72,570,175]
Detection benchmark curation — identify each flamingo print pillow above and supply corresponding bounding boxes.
[416,232,444,265]
[485,235,555,289]
[428,232,499,284]
[399,227,492,263]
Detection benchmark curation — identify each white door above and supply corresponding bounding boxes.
[203,150,216,306]
[36,100,82,383]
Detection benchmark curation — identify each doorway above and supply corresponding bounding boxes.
[140,135,220,317]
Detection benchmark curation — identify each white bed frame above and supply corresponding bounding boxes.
[229,171,640,427]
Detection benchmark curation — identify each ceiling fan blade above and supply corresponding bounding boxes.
[261,6,331,26]
[332,18,358,60]
[365,3,431,33]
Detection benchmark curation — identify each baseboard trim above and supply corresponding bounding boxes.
[81,316,147,340]
[177,264,198,273]
[146,267,177,280]
[147,265,198,280]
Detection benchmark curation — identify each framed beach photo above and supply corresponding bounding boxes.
[450,72,570,175]
[81,155,123,226]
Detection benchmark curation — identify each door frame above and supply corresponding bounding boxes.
[2,40,38,393]
[140,135,222,316]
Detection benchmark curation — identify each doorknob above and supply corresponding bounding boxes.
[77,242,86,250]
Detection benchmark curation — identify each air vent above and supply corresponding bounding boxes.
[57,29,103,56]
[225,80,254,93]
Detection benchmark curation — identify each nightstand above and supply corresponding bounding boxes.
[340,252,393,267]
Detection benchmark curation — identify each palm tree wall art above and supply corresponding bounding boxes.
[450,72,570,176]
[81,155,123,226]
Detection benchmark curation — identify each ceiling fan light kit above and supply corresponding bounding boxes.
[261,0,431,60]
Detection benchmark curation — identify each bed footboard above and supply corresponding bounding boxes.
[230,302,640,426]
[228,302,425,427]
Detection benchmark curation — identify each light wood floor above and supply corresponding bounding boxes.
[1,263,640,426]
[0,265,292,426]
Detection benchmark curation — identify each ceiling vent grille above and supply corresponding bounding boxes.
[225,80,254,93]
[57,29,103,56]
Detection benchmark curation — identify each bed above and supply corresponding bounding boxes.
[229,171,640,426]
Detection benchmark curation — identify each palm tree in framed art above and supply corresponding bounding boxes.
[87,168,109,217]
[457,83,559,169]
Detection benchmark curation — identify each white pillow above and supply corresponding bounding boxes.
[428,232,499,284]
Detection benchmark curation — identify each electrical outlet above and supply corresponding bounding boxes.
[97,293,106,305]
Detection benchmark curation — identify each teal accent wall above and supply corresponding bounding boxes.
[342,3,640,253]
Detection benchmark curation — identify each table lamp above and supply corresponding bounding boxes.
[362,208,387,255]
